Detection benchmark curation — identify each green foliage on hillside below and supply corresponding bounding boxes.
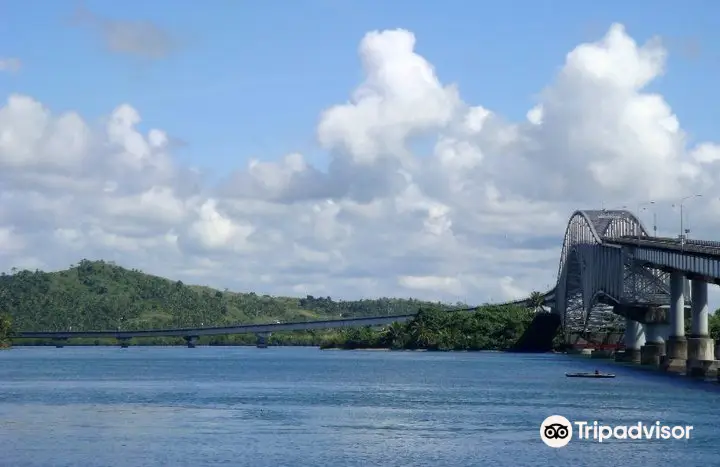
[0,313,11,348]
[0,259,464,335]
[320,305,536,351]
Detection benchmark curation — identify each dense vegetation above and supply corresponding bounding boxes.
[0,260,483,347]
[319,305,535,350]
[0,314,11,348]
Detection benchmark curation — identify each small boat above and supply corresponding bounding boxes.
[566,372,615,378]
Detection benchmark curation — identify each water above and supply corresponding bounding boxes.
[1,347,719,467]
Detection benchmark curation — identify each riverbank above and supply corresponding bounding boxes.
[7,340,566,354]
[10,342,530,351]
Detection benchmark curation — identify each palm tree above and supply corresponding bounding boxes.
[527,291,545,313]
[381,321,405,349]
[409,318,435,349]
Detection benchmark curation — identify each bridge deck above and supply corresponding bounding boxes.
[16,314,418,339]
[16,303,551,341]
[602,236,720,282]
[604,236,720,258]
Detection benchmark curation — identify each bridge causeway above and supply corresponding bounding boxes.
[13,208,720,380]
[17,314,421,348]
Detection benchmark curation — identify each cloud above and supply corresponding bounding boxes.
[0,58,21,73]
[2,23,720,306]
[70,4,180,60]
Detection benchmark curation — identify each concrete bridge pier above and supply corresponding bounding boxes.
[256,332,271,348]
[641,321,666,367]
[618,318,645,363]
[662,271,687,373]
[687,280,715,377]
[118,337,130,348]
[184,336,199,348]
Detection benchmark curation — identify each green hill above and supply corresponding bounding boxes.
[0,259,463,338]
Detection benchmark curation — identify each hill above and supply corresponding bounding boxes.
[0,259,463,337]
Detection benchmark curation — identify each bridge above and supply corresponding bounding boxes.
[545,209,720,378]
[13,208,720,377]
[16,313,432,349]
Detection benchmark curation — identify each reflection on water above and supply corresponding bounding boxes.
[1,346,719,466]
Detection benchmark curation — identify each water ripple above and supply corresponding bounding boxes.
[1,347,718,467]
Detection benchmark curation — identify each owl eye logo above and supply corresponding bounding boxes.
[540,415,573,447]
[544,423,569,439]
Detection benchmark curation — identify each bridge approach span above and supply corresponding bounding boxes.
[15,314,423,340]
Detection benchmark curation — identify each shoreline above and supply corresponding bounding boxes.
[7,342,563,353]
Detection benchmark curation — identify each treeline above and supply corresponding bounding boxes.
[319,305,537,351]
[0,259,466,336]
[0,314,10,348]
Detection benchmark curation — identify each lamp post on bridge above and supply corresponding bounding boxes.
[635,201,655,237]
[653,211,657,237]
[673,194,702,250]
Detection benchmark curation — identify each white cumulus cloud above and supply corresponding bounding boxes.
[2,23,720,306]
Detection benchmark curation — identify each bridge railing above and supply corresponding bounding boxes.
[613,235,720,249]
[605,236,720,256]
[684,239,720,248]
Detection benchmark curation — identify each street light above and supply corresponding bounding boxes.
[672,194,702,248]
[652,211,658,237]
[636,201,655,238]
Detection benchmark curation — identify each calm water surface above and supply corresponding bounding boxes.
[1,346,719,467]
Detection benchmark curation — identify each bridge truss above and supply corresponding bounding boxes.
[543,209,674,333]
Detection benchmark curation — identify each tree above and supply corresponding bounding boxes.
[709,310,720,341]
[0,313,12,348]
[527,291,545,313]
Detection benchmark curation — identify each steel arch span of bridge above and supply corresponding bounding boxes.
[532,208,720,334]
[542,209,667,333]
[16,208,720,345]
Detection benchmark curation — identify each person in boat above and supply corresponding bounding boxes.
[595,370,599,375]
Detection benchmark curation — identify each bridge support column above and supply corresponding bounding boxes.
[256,332,271,348]
[662,271,687,373]
[118,337,130,348]
[641,323,665,367]
[687,280,715,378]
[619,318,645,363]
[184,336,199,348]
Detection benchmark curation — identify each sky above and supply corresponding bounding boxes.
[1,1,720,306]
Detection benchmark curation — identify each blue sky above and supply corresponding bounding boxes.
[2,0,719,178]
[3,1,720,304]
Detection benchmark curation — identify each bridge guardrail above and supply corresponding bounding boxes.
[614,235,720,249]
[604,236,720,257]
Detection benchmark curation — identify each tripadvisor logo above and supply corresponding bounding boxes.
[540,415,694,447]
